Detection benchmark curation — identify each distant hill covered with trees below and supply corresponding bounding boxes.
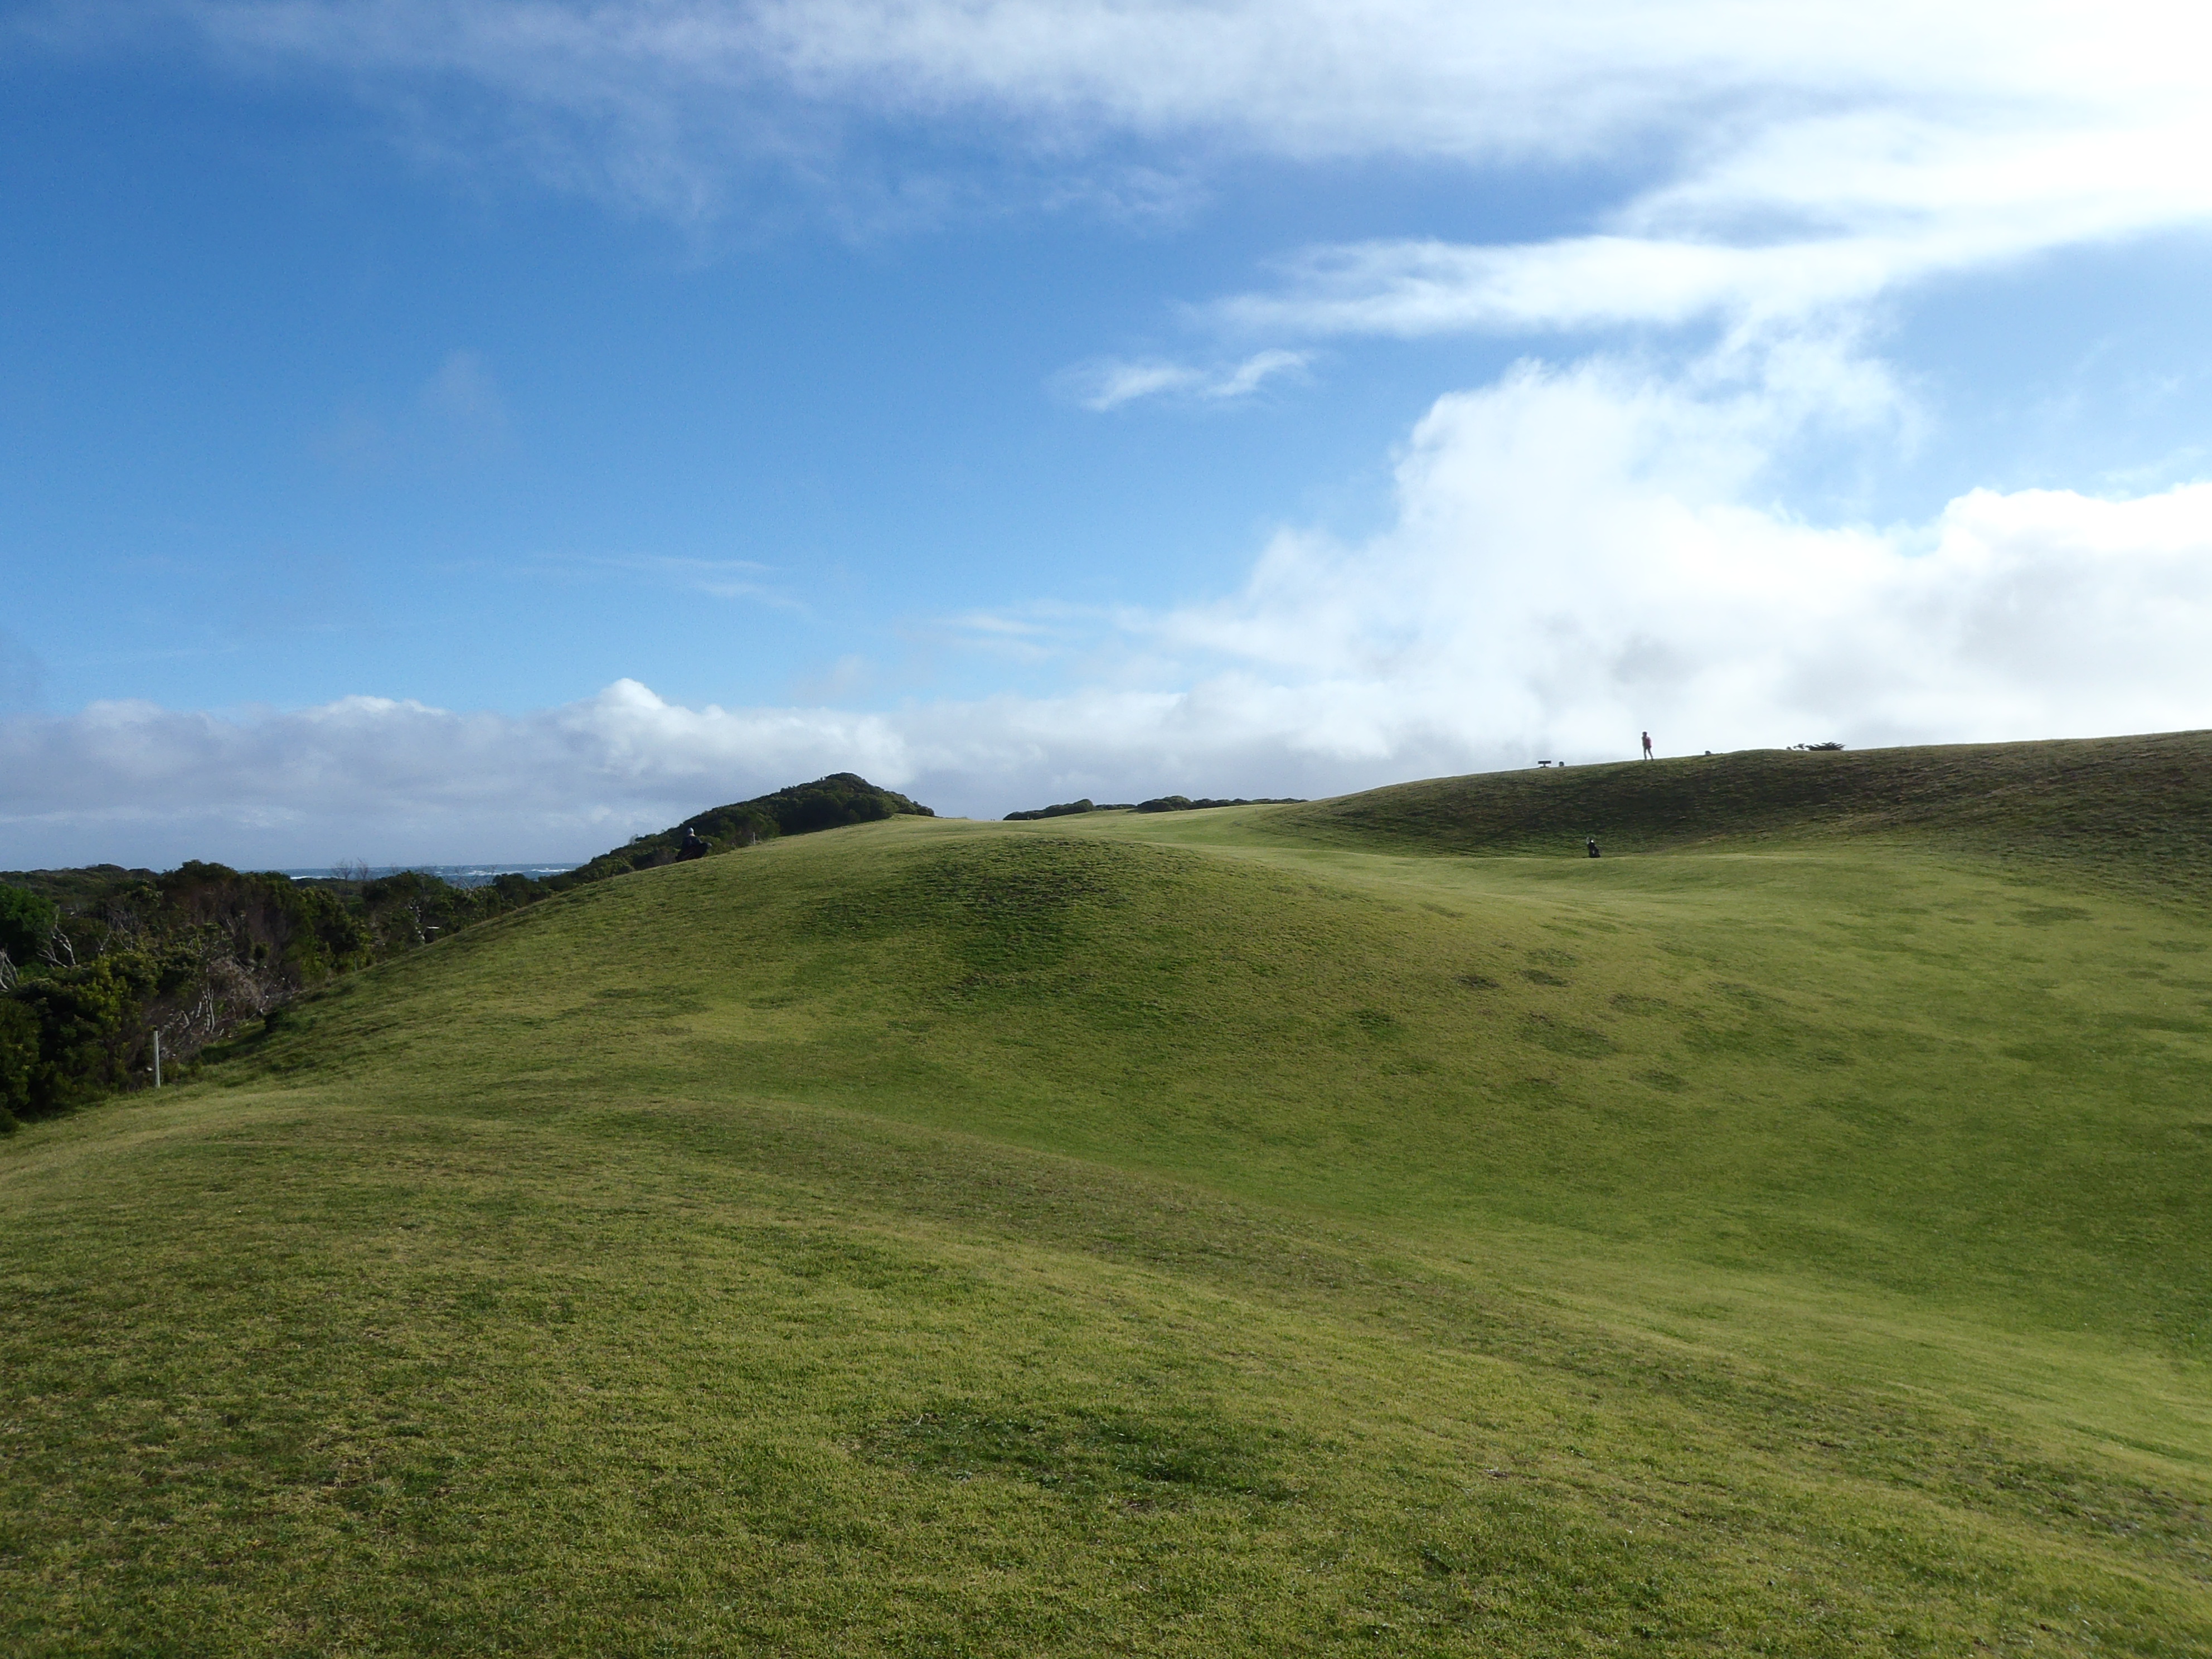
[555,772,933,885]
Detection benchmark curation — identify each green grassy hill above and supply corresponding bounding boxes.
[1274,730,2212,886]
[4,738,2210,1655]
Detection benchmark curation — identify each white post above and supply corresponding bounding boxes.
[153,1030,162,1089]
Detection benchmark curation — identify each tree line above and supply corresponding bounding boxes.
[1003,794,1303,820]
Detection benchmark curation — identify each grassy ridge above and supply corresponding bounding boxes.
[1268,731,2212,887]
[4,745,2212,1653]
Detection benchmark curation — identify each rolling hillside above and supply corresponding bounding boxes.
[3,739,2210,1655]
[1270,730,2212,887]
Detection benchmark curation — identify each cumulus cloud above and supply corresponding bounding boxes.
[1148,354,2212,759]
[9,349,2212,869]
[1059,348,1307,411]
[0,681,911,869]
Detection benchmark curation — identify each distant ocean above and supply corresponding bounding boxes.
[281,864,580,889]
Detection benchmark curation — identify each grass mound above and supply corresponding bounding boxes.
[5,745,2212,1654]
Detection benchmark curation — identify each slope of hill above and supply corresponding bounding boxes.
[1268,731,2212,889]
[3,739,2210,1655]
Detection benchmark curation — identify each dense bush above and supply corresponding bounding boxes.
[0,953,160,1126]
[0,864,381,1126]
[1133,795,1305,813]
[1005,799,1098,821]
[1005,794,1306,820]
[0,997,37,1131]
[0,882,57,971]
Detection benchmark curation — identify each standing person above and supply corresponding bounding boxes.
[1641,730,1654,759]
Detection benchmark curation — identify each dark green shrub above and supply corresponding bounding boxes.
[0,997,38,1127]
[0,882,57,965]
[1005,799,1095,821]
[1,953,158,1120]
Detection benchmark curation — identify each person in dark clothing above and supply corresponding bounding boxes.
[677,826,711,862]
[1587,837,1601,858]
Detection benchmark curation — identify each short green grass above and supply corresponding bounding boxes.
[6,739,2211,1655]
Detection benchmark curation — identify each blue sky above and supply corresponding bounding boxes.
[6,1,2212,867]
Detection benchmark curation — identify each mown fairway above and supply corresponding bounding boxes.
[4,740,2210,1655]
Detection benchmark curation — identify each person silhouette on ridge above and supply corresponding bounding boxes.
[1641,731,1654,759]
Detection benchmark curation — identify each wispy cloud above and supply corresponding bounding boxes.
[919,604,1097,665]
[56,2,2195,254]
[138,3,2201,166]
[30,4,2210,350]
[419,348,507,436]
[1061,348,1308,410]
[52,0,2194,385]
[536,554,792,605]
[604,555,783,603]
[1211,111,2212,344]
[313,348,511,472]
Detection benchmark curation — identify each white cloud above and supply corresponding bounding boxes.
[60,4,2197,264]
[23,3,2200,394]
[1210,348,1307,399]
[141,2,2205,168]
[1144,353,2212,761]
[59,2,2194,380]
[1215,234,1938,339]
[10,347,2212,868]
[1065,359,1200,411]
[1213,102,2212,341]
[1061,348,1307,410]
[0,681,911,868]
[555,554,788,604]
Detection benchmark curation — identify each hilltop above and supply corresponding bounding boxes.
[3,734,2210,1655]
[1271,730,2212,889]
[552,770,934,885]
